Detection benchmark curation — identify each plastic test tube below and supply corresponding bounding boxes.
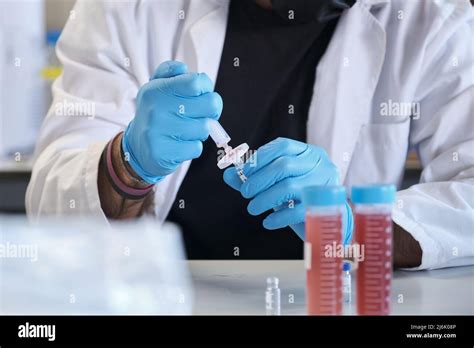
[302,186,346,315]
[351,185,396,316]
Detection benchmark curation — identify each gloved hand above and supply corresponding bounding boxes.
[223,137,353,243]
[122,61,223,184]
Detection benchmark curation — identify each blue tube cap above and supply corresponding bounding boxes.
[351,184,396,204]
[302,185,346,207]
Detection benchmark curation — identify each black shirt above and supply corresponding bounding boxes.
[168,0,351,259]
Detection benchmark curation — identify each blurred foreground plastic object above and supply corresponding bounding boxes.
[0,216,192,314]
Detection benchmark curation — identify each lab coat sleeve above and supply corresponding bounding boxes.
[26,0,141,219]
[392,3,474,270]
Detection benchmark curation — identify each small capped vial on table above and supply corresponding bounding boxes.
[343,262,352,305]
[265,276,281,315]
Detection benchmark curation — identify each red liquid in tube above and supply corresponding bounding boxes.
[306,212,343,315]
[355,212,392,315]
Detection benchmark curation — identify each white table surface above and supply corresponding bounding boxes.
[189,261,474,315]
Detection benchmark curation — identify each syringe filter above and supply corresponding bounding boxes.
[217,143,249,169]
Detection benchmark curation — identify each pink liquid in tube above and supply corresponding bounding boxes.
[352,185,396,316]
[303,186,346,316]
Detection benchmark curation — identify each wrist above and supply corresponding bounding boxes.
[102,132,154,200]
[121,126,163,184]
[112,133,152,189]
[393,223,422,268]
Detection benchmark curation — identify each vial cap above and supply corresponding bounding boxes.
[343,262,351,272]
[266,277,279,287]
[302,185,346,207]
[351,185,396,204]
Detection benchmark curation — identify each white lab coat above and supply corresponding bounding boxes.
[26,0,474,270]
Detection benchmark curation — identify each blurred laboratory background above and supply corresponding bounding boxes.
[0,0,74,212]
[0,0,422,214]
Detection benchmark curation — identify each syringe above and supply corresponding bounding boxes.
[209,120,294,212]
[208,119,249,182]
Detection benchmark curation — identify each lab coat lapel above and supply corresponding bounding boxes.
[307,0,388,182]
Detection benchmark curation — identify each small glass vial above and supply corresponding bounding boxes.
[265,277,281,315]
[302,186,346,315]
[342,262,351,305]
[352,185,396,316]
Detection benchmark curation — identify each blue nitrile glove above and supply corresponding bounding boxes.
[223,137,353,244]
[122,61,223,184]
